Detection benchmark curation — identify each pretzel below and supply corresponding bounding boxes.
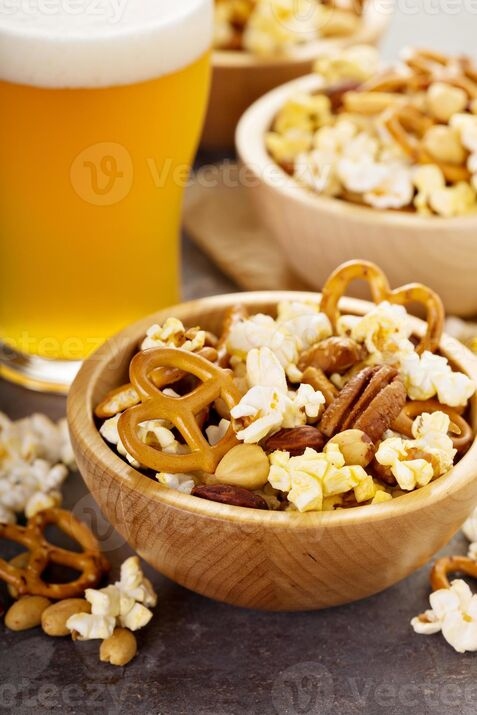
[95,347,218,419]
[118,348,241,474]
[430,555,477,591]
[320,260,444,354]
[392,400,473,453]
[217,304,249,368]
[0,509,109,600]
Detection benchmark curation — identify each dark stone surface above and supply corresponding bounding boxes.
[1,239,476,715]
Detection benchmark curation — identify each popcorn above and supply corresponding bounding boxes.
[363,166,414,210]
[156,473,196,494]
[231,347,325,443]
[338,301,413,366]
[268,443,371,512]
[0,413,74,524]
[276,301,332,351]
[206,419,231,446]
[413,164,446,215]
[100,415,188,468]
[242,0,318,57]
[141,318,205,352]
[411,580,477,653]
[428,182,477,218]
[314,44,379,84]
[375,411,456,490]
[67,557,156,641]
[400,351,475,406]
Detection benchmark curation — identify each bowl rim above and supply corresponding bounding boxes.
[212,1,391,69]
[67,290,477,530]
[235,73,477,228]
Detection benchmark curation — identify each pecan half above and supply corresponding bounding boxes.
[298,337,366,374]
[301,367,338,405]
[191,485,268,510]
[319,366,406,443]
[262,426,325,457]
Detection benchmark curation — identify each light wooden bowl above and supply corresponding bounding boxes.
[68,292,477,612]
[236,75,477,317]
[201,3,390,150]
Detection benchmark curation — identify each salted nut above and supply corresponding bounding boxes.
[298,337,366,375]
[192,484,268,510]
[262,426,325,457]
[329,429,375,467]
[319,366,407,443]
[215,444,269,490]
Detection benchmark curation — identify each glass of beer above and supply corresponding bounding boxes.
[0,0,212,392]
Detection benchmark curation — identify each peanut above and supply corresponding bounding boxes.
[5,596,51,631]
[7,553,29,599]
[100,628,137,667]
[329,430,375,467]
[215,444,269,490]
[41,598,91,637]
[423,125,467,165]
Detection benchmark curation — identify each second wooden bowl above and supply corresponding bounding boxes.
[201,3,390,150]
[236,76,477,317]
[68,292,477,611]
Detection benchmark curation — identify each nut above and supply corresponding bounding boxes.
[192,484,268,510]
[7,552,29,599]
[41,598,91,637]
[215,444,269,490]
[262,427,325,456]
[100,627,137,667]
[5,596,51,632]
[320,365,407,442]
[329,430,375,467]
[301,366,339,405]
[298,337,366,374]
[423,125,467,165]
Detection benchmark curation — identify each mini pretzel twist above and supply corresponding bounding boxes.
[95,347,218,419]
[320,260,444,354]
[430,555,477,591]
[392,400,473,453]
[118,348,242,474]
[0,508,109,600]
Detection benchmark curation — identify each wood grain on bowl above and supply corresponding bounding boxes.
[68,293,477,611]
[202,3,390,149]
[236,78,477,317]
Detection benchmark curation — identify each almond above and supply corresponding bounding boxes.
[262,427,325,456]
[192,484,268,510]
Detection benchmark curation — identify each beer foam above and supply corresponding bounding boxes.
[0,0,212,88]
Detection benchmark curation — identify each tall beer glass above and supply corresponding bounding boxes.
[0,0,212,391]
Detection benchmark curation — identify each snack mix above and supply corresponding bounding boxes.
[213,0,365,56]
[0,417,156,668]
[266,46,477,215]
[96,260,476,514]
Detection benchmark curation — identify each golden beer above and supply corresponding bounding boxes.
[0,0,212,388]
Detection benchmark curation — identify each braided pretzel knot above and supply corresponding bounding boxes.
[118,348,241,474]
[0,508,109,599]
[430,555,477,591]
[393,400,473,453]
[320,260,444,354]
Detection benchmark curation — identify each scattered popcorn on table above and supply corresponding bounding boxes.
[67,556,156,641]
[412,580,477,653]
[0,413,74,523]
[266,47,477,216]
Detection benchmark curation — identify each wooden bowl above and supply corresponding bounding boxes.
[201,3,390,150]
[68,292,477,612]
[236,75,477,317]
